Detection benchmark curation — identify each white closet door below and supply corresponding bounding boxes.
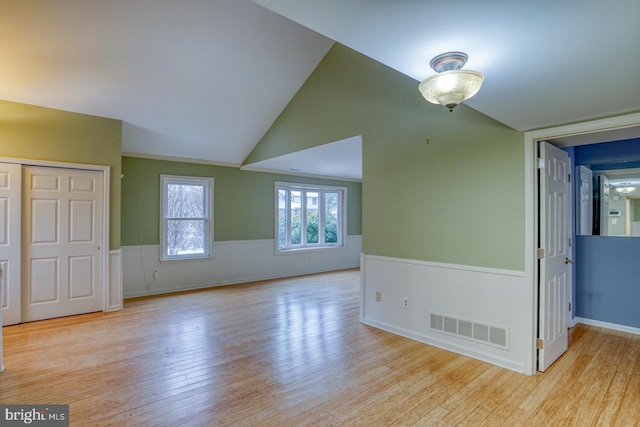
[22,166,104,322]
[0,163,22,326]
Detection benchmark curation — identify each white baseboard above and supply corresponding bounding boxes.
[361,317,525,373]
[122,236,362,298]
[574,317,640,336]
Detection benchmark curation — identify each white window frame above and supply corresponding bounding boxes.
[275,181,347,253]
[160,174,214,261]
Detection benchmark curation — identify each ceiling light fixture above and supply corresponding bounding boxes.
[616,186,636,195]
[418,51,484,112]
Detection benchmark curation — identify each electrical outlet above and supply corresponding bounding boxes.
[153,269,158,279]
[375,291,382,302]
[402,297,409,309]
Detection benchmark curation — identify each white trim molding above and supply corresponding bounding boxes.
[575,317,640,336]
[107,249,123,311]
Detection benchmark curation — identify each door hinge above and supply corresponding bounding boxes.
[536,338,544,350]
[568,237,572,247]
[537,248,545,259]
[538,158,545,169]
[568,173,571,183]
[569,302,572,312]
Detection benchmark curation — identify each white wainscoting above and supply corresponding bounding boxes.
[361,254,529,374]
[108,249,123,311]
[123,236,362,298]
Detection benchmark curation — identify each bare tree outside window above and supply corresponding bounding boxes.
[161,175,213,260]
[167,184,205,255]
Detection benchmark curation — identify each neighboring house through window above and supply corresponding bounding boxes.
[276,182,346,252]
[160,175,213,261]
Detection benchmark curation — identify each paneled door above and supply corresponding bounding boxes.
[0,163,22,325]
[22,166,103,322]
[538,141,572,371]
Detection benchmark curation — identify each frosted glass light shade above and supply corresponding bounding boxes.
[616,186,636,194]
[418,70,484,111]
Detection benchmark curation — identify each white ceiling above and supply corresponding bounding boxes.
[1,1,639,179]
[242,135,362,180]
[0,0,332,165]
[255,0,640,132]
[549,125,640,148]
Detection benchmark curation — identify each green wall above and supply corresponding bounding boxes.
[0,100,122,249]
[121,156,362,245]
[247,44,525,270]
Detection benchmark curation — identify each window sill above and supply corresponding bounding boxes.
[160,254,213,263]
[276,245,344,255]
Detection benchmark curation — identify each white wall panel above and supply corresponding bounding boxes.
[361,254,530,374]
[31,200,58,243]
[122,236,362,298]
[29,258,58,303]
[0,199,7,244]
[69,200,94,242]
[108,249,123,311]
[69,256,93,299]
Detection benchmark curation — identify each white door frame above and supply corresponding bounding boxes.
[0,156,111,314]
[524,112,640,375]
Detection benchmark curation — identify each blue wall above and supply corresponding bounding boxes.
[574,138,640,165]
[573,138,640,329]
[576,236,640,328]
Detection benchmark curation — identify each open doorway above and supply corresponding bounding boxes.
[561,140,640,333]
[524,112,640,375]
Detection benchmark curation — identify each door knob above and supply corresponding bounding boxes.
[564,258,574,264]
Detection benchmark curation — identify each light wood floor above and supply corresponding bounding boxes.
[1,269,639,426]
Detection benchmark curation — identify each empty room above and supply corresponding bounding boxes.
[1,1,639,425]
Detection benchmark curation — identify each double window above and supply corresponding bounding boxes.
[160,175,213,261]
[276,182,346,251]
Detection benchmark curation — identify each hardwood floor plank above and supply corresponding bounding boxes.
[594,333,640,426]
[612,355,640,427]
[454,369,524,426]
[546,330,622,427]
[569,331,630,426]
[1,269,639,426]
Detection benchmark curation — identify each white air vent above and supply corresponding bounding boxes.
[473,323,489,342]
[430,313,509,349]
[458,320,473,338]
[490,326,507,347]
[430,313,443,330]
[443,316,458,334]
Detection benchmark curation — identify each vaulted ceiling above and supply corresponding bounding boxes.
[1,0,639,178]
[0,0,332,165]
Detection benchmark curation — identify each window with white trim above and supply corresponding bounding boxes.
[160,175,213,261]
[276,182,346,251]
